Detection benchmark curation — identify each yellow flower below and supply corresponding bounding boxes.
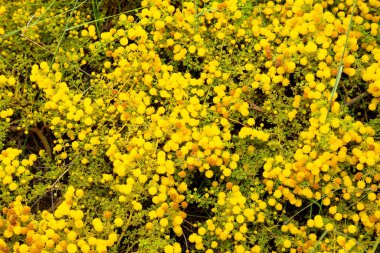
[205,170,214,178]
[160,218,169,227]
[314,215,324,228]
[173,215,183,226]
[224,222,234,231]
[334,213,343,221]
[356,202,364,211]
[268,198,276,206]
[325,223,334,231]
[132,201,142,211]
[164,245,174,253]
[368,192,376,201]
[188,45,197,54]
[283,239,291,248]
[234,232,244,241]
[197,48,206,57]
[357,180,365,189]
[344,55,355,65]
[67,231,77,241]
[305,41,317,53]
[92,218,103,232]
[8,182,18,191]
[119,184,132,194]
[114,217,123,227]
[67,244,78,253]
[84,117,93,126]
[307,219,314,227]
[88,25,96,37]
[347,225,357,234]
[75,189,84,198]
[223,168,231,177]
[236,214,245,224]
[319,124,330,134]
[198,227,206,235]
[148,186,157,195]
[75,220,84,228]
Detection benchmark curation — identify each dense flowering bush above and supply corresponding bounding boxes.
[0,0,379,252]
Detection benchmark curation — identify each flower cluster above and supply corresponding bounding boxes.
[1,187,118,253]
[0,0,379,252]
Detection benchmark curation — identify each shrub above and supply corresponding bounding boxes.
[0,0,379,252]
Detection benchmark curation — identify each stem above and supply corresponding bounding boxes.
[249,101,264,112]
[117,211,133,247]
[0,54,13,68]
[20,33,92,78]
[29,127,52,159]
[310,230,328,253]
[345,92,369,106]
[227,117,245,126]
[50,0,79,67]
[91,0,102,37]
[0,1,87,39]
[370,235,380,253]
[328,0,357,111]
[65,7,144,32]
[183,232,189,251]
[9,126,52,159]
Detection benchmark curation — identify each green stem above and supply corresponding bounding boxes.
[310,230,328,253]
[50,0,80,67]
[29,0,57,26]
[0,1,86,39]
[91,0,102,37]
[328,0,357,111]
[65,7,144,32]
[370,233,380,253]
[0,54,12,68]
[116,211,133,247]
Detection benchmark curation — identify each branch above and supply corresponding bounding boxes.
[9,126,52,159]
[345,92,369,106]
[248,101,264,112]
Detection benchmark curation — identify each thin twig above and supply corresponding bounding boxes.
[0,1,87,39]
[183,232,189,252]
[282,187,346,225]
[117,211,134,247]
[29,128,52,159]
[249,101,264,112]
[20,33,92,78]
[30,155,79,208]
[9,126,52,159]
[65,7,144,32]
[345,92,369,106]
[0,54,13,68]
[227,117,245,126]
[48,197,63,212]
[26,0,57,27]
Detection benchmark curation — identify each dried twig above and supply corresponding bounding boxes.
[249,101,264,112]
[9,126,52,159]
[345,92,369,106]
